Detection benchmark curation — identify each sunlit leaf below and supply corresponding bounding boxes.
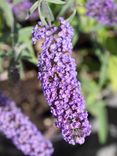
[0,0,13,27]
[108,55,117,91]
[105,36,117,55]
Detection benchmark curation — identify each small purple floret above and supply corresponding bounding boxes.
[32,17,91,145]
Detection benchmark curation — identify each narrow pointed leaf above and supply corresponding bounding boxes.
[46,0,65,4]
[66,9,76,23]
[38,1,47,25]
[99,52,109,87]
[97,102,108,144]
[29,1,38,15]
[59,0,73,16]
[42,0,54,23]
[0,57,3,73]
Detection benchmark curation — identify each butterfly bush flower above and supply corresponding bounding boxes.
[32,18,91,145]
[0,91,53,156]
[86,0,117,26]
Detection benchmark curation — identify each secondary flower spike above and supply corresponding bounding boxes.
[86,0,117,26]
[11,0,38,22]
[32,17,91,145]
[0,91,53,156]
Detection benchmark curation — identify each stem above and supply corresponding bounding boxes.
[11,17,15,50]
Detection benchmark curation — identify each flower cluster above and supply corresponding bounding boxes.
[0,91,53,156]
[32,18,91,145]
[9,0,38,22]
[86,0,117,26]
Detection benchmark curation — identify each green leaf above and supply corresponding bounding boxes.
[42,0,54,23]
[66,10,76,23]
[23,56,38,65]
[104,36,117,55]
[96,28,108,44]
[38,0,47,25]
[0,51,5,57]
[99,52,109,88]
[87,99,108,144]
[72,31,78,46]
[46,0,66,4]
[81,79,100,109]
[19,61,24,79]
[96,102,108,144]
[0,0,13,27]
[59,0,73,16]
[18,27,33,43]
[82,79,100,95]
[14,44,27,62]
[0,57,3,72]
[21,50,38,65]
[81,74,108,144]
[17,42,38,65]
[27,1,38,19]
[108,55,117,91]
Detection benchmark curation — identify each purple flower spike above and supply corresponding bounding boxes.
[32,17,91,145]
[86,0,117,26]
[0,92,54,156]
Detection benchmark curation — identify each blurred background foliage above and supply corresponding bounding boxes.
[0,0,117,146]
